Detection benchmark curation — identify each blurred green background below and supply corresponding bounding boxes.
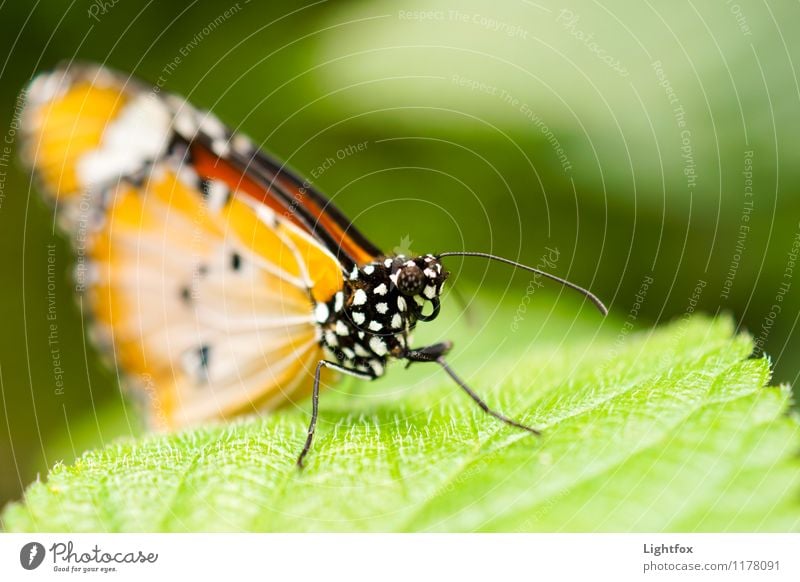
[1,0,799,510]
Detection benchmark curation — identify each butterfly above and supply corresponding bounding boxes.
[21,64,607,467]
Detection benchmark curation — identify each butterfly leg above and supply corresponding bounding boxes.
[403,341,453,367]
[297,360,373,468]
[405,344,540,436]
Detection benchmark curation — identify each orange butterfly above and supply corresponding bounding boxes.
[21,64,606,466]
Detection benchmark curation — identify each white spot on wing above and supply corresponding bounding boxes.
[368,320,383,331]
[232,134,252,155]
[211,139,230,157]
[376,302,388,314]
[391,314,402,328]
[77,94,171,188]
[373,283,387,296]
[176,165,200,189]
[255,205,278,228]
[199,114,227,140]
[352,312,366,325]
[335,320,349,336]
[27,70,68,105]
[205,180,230,213]
[173,109,196,137]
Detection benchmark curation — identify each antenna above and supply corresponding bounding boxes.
[437,251,608,316]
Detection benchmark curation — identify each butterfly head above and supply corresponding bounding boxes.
[388,254,448,321]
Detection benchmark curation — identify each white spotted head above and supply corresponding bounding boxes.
[389,255,448,301]
[389,254,448,308]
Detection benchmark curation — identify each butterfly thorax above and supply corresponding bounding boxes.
[316,254,448,378]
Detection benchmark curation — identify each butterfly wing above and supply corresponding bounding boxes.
[21,64,347,427]
[186,131,383,271]
[128,78,384,271]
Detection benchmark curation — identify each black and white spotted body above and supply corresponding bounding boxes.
[315,254,448,378]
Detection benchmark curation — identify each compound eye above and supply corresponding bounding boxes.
[396,264,426,296]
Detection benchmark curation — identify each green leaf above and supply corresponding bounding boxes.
[2,311,799,532]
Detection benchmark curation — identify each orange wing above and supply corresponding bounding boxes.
[188,143,382,269]
[21,64,342,427]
